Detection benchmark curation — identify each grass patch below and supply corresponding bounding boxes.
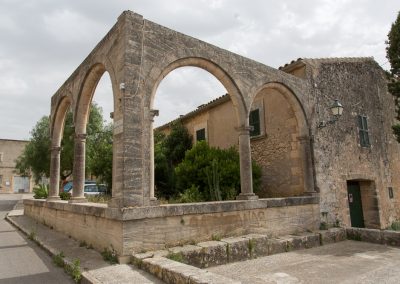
[65,259,81,283]
[101,247,118,264]
[53,251,65,267]
[167,252,184,263]
[211,234,221,241]
[28,230,36,241]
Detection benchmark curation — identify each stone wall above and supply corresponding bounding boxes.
[24,197,319,256]
[297,58,400,229]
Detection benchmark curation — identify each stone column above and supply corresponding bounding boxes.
[47,146,61,201]
[149,109,159,203]
[70,133,87,203]
[236,126,258,200]
[298,135,316,194]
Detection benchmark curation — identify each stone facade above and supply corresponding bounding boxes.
[0,139,32,193]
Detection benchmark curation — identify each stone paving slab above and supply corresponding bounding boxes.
[208,240,400,284]
[6,211,162,284]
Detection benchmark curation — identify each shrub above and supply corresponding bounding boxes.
[175,141,261,201]
[59,192,71,200]
[33,184,48,199]
[174,185,204,203]
[101,247,118,264]
[390,221,400,231]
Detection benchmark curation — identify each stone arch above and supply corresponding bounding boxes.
[148,57,247,127]
[48,95,72,200]
[70,62,119,202]
[51,95,72,147]
[249,82,315,196]
[143,57,253,203]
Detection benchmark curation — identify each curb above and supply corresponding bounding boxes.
[6,214,99,284]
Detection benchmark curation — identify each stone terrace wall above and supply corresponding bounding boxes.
[24,197,319,257]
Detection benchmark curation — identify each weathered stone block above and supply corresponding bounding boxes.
[268,238,287,255]
[242,233,269,258]
[168,245,203,267]
[197,241,227,267]
[382,230,400,247]
[221,236,251,263]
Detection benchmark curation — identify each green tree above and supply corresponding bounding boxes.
[15,116,51,183]
[387,11,400,141]
[175,141,262,202]
[15,103,112,188]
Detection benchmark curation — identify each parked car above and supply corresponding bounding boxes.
[63,180,106,196]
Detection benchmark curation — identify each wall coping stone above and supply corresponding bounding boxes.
[24,195,318,221]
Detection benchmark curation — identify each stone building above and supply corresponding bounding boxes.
[0,139,32,193]
[158,57,400,229]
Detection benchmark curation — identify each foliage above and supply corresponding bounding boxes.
[166,252,184,263]
[206,159,222,201]
[15,103,113,190]
[173,185,204,203]
[387,11,400,141]
[101,247,118,264]
[175,141,262,201]
[53,251,65,267]
[65,259,81,283]
[59,192,71,200]
[33,184,49,199]
[87,123,113,189]
[154,122,192,198]
[15,117,51,183]
[390,220,400,231]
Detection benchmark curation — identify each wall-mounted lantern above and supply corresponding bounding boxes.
[318,99,344,128]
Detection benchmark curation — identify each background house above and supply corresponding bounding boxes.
[0,139,33,193]
[157,57,400,230]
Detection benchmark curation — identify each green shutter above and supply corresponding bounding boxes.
[250,109,261,137]
[357,115,370,147]
[196,128,206,141]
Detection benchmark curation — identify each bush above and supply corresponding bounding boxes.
[175,141,261,201]
[390,221,400,231]
[33,184,48,199]
[59,192,71,200]
[174,185,204,203]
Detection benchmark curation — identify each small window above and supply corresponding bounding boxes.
[357,115,370,147]
[389,187,394,199]
[250,109,261,137]
[196,128,206,142]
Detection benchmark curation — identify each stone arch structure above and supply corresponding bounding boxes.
[47,96,72,200]
[146,57,248,201]
[47,10,312,207]
[249,82,315,196]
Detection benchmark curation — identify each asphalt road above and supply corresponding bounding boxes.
[0,194,73,284]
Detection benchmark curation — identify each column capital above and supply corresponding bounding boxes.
[75,133,87,141]
[51,146,61,152]
[235,125,253,135]
[149,109,159,122]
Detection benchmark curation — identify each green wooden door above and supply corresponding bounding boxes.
[347,181,365,228]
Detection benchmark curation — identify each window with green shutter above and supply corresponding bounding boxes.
[196,128,206,142]
[357,115,370,147]
[250,109,261,137]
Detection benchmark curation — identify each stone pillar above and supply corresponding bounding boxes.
[149,109,159,203]
[70,133,87,203]
[47,146,61,201]
[236,126,258,200]
[298,135,316,194]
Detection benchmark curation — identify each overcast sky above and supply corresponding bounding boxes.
[1,0,399,140]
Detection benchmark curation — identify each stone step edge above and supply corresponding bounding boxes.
[137,256,240,284]
[5,215,101,284]
[132,228,346,271]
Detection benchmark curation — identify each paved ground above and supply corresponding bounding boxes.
[0,194,73,284]
[209,240,400,283]
[4,194,163,284]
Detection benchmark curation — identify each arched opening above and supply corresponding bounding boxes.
[72,64,117,202]
[149,59,254,203]
[249,83,314,198]
[48,96,71,200]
